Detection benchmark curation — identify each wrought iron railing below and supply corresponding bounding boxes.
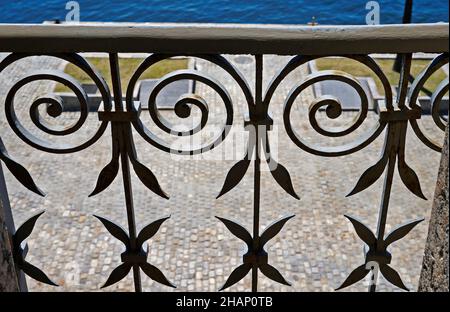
[0,23,448,292]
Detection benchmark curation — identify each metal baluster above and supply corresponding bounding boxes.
[338,51,427,292]
[251,54,263,292]
[217,54,295,292]
[368,124,399,292]
[108,53,142,292]
[368,49,411,291]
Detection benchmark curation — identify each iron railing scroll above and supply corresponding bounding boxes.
[0,23,448,292]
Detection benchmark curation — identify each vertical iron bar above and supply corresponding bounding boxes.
[376,149,396,242]
[368,151,396,292]
[369,151,396,292]
[402,0,413,24]
[369,123,400,292]
[109,53,142,292]
[252,129,260,293]
[109,53,124,112]
[375,30,411,290]
[394,1,432,96]
[251,55,263,292]
[396,54,413,108]
[393,0,412,73]
[119,133,141,292]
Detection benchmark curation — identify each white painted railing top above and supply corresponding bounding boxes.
[0,23,448,54]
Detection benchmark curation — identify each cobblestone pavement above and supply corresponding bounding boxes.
[0,53,446,292]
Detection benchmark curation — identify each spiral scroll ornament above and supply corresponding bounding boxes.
[268,55,393,157]
[126,54,255,155]
[408,53,449,152]
[0,53,112,153]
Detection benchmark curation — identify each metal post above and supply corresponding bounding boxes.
[251,54,263,292]
[109,53,142,292]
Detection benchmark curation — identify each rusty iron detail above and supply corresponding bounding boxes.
[0,26,448,293]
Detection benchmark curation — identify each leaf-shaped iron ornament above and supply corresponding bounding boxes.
[94,215,175,289]
[216,215,294,291]
[347,155,388,197]
[12,211,58,286]
[128,151,169,200]
[340,100,428,291]
[347,122,426,200]
[217,56,299,292]
[267,157,300,200]
[89,124,168,199]
[91,54,173,292]
[89,149,119,197]
[217,154,251,199]
[336,215,424,291]
[218,122,299,200]
[339,51,430,292]
[0,137,45,197]
[397,155,426,200]
[263,131,300,200]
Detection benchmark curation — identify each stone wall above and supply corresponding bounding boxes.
[0,175,19,291]
[418,125,449,292]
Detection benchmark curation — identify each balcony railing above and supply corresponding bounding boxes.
[0,23,448,292]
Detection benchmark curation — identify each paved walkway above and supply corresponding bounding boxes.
[0,53,445,292]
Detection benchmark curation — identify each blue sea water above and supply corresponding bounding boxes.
[0,0,448,25]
